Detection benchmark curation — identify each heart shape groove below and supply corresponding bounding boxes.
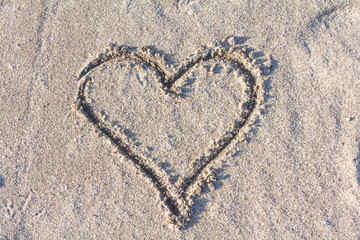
[76,44,264,228]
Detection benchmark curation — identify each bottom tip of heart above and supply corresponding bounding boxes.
[167,215,189,230]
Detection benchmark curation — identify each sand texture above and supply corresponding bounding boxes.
[1,0,360,239]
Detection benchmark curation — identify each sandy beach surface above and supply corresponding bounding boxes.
[1,0,360,239]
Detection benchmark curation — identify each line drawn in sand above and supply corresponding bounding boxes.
[76,37,273,228]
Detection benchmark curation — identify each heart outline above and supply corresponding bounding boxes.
[76,44,264,228]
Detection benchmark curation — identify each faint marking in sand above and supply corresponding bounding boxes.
[21,194,32,212]
[0,194,46,238]
[76,40,266,228]
[5,200,15,219]
[356,141,360,187]
[3,194,33,221]
[299,3,360,57]
[0,175,4,187]
[300,4,360,190]
[307,3,360,29]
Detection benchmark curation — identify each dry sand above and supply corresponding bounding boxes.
[1,0,360,239]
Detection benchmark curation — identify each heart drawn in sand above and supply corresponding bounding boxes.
[76,44,264,228]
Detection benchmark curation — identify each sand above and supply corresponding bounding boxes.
[1,0,360,239]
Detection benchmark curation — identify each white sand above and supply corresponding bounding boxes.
[1,0,359,238]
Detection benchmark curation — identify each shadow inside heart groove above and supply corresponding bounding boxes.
[76,44,264,228]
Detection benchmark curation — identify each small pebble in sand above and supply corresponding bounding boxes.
[324,220,332,226]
